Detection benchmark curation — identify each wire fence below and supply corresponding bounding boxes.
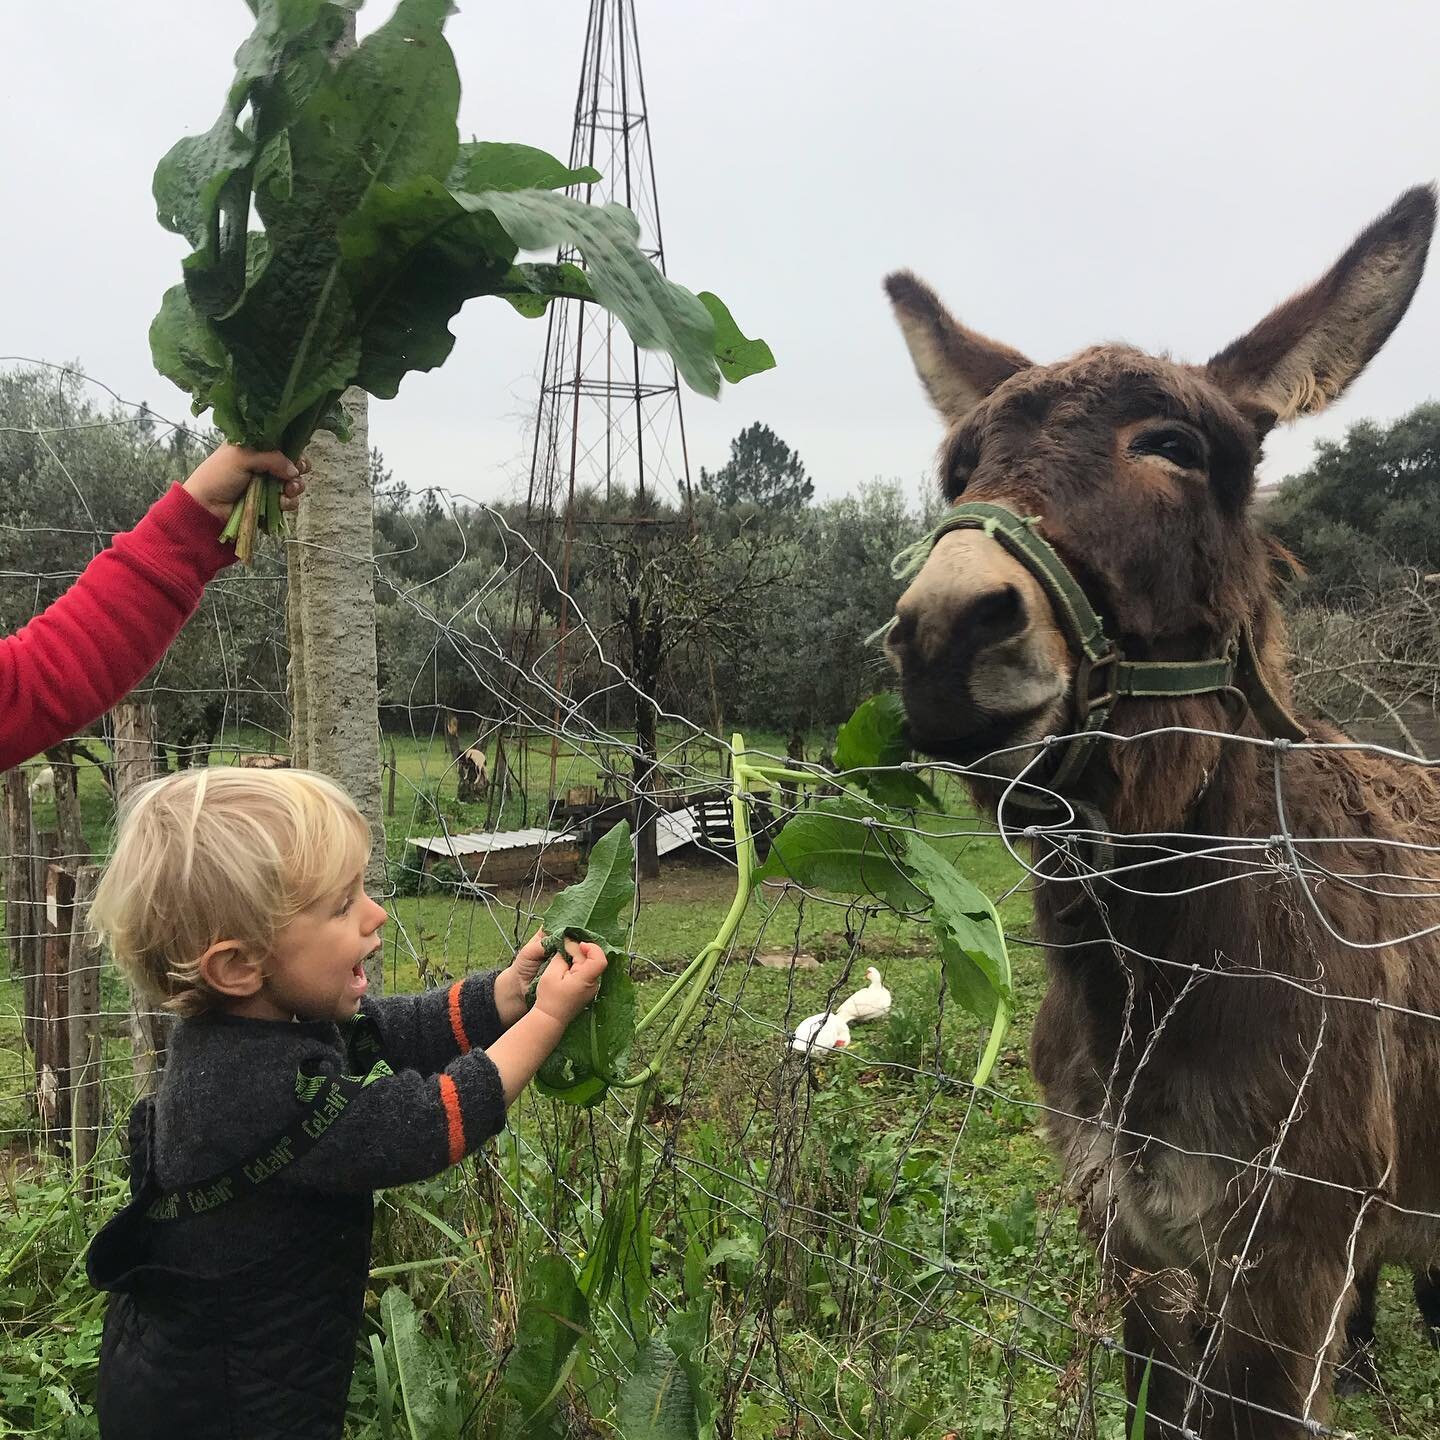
[2,366,1439,1439]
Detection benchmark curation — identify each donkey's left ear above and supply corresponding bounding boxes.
[1207,185,1435,434]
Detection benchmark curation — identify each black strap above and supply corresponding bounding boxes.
[141,1072,368,1223]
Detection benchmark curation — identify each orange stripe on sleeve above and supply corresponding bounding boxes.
[446,981,471,1055]
[438,1074,465,1165]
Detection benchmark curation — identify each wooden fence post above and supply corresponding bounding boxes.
[111,702,157,804]
[111,700,169,1094]
[68,865,103,1191]
[3,770,33,983]
[26,830,58,1062]
[44,745,88,864]
[37,861,76,1142]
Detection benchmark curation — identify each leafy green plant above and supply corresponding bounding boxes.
[369,1286,462,1440]
[616,1337,702,1440]
[756,697,1013,1084]
[1131,1359,1152,1440]
[986,1189,1038,1257]
[501,1254,590,1435]
[499,697,1014,1430]
[152,0,773,558]
[533,821,637,1106]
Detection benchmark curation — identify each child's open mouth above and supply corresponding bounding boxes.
[350,962,368,995]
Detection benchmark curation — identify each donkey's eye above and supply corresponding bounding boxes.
[946,449,978,495]
[1132,428,1207,471]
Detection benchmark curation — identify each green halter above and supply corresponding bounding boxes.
[893,501,1306,794]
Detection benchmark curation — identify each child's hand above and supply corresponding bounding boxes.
[182,444,310,522]
[507,929,548,994]
[533,939,607,1027]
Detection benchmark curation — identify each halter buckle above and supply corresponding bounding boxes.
[1074,649,1118,719]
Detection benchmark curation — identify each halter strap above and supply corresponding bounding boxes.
[911,501,1305,793]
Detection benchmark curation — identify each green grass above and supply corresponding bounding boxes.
[2,734,1437,1437]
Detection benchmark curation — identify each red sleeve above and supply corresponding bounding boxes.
[0,485,235,771]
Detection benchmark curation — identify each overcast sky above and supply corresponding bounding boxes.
[4,0,1438,511]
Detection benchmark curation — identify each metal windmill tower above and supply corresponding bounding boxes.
[516,0,698,876]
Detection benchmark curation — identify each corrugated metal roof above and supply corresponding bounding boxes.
[408,827,578,859]
[411,809,704,864]
[655,806,700,857]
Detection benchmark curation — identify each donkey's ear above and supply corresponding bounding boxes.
[1207,186,1436,433]
[885,271,1032,424]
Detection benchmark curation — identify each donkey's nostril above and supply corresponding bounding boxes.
[965,583,1025,646]
[889,607,917,655]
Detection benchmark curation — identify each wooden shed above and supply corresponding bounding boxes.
[408,826,582,889]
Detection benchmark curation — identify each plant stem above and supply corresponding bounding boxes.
[234,474,263,565]
[617,736,762,1083]
[970,895,1012,1088]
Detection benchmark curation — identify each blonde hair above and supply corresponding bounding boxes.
[91,767,372,1017]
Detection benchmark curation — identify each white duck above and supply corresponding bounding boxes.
[789,1011,851,1057]
[836,967,892,1024]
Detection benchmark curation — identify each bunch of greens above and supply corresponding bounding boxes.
[152,0,773,559]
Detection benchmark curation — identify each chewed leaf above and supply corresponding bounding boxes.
[497,261,596,317]
[340,177,516,399]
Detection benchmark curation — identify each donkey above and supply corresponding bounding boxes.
[883,186,1439,1438]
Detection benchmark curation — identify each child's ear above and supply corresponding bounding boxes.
[197,941,266,999]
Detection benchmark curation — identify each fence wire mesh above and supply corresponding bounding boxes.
[2,364,1438,1439]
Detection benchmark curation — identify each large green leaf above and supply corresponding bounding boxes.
[208,0,461,447]
[498,269,772,390]
[664,1304,717,1439]
[149,285,242,436]
[448,141,600,194]
[751,800,925,910]
[154,0,348,313]
[503,1254,589,1431]
[578,1179,652,1342]
[534,961,636,1102]
[336,139,601,394]
[541,820,635,947]
[832,693,940,810]
[834,692,910,772]
[472,189,724,398]
[901,834,1009,1020]
[379,1285,459,1440]
[340,177,517,398]
[534,822,636,1102]
[615,1338,701,1440]
[698,291,776,385]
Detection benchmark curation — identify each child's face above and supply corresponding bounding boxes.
[263,871,387,1022]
